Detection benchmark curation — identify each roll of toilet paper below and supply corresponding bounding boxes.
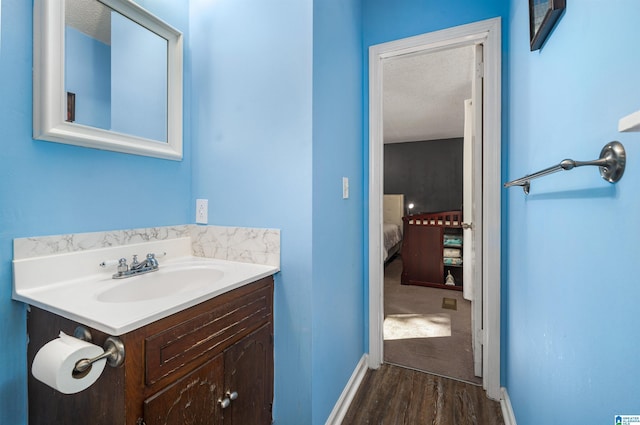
[32,331,107,394]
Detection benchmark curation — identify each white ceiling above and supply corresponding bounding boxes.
[383,45,474,144]
[66,0,112,45]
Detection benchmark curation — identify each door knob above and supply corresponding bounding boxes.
[218,397,231,409]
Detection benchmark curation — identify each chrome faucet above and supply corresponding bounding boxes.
[112,253,160,279]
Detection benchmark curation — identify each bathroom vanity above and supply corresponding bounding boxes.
[26,275,274,425]
[13,227,280,425]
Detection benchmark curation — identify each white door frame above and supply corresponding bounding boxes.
[367,17,502,400]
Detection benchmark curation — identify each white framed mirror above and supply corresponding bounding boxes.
[34,0,183,160]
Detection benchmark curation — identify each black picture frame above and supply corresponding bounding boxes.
[529,0,566,51]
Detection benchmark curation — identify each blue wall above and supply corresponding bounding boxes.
[189,0,364,422]
[0,1,190,423]
[111,11,168,141]
[363,0,506,46]
[311,0,363,423]
[65,27,111,129]
[189,0,315,423]
[505,1,640,424]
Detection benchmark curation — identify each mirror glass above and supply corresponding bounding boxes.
[34,0,183,160]
[64,0,168,142]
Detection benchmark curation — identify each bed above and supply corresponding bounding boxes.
[383,194,404,262]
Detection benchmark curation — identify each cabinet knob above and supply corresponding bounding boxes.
[218,398,231,409]
[227,390,238,400]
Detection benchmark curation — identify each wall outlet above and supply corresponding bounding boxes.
[196,199,208,224]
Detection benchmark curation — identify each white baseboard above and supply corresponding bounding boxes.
[325,354,369,425]
[500,387,517,425]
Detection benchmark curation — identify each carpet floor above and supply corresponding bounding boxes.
[384,256,481,384]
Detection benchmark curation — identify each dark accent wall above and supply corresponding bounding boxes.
[384,138,463,215]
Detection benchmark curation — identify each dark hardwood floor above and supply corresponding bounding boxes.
[342,364,504,425]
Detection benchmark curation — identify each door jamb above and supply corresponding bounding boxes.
[367,17,502,400]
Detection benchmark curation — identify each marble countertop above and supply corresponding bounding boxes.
[13,238,278,335]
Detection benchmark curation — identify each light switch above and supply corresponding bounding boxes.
[343,177,349,199]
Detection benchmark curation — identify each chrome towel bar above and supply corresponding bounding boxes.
[504,141,626,194]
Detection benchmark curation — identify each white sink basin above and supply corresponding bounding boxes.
[96,265,225,303]
[13,246,279,335]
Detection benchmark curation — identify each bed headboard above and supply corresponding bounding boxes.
[383,194,404,228]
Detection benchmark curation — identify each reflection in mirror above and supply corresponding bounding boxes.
[34,0,183,160]
[65,0,168,142]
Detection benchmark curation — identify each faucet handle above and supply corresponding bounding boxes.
[131,254,139,267]
[146,253,159,267]
[117,258,128,273]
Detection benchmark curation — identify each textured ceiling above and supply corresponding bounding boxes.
[383,45,474,144]
[66,0,112,45]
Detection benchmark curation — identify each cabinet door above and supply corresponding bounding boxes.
[144,353,225,425]
[401,225,444,285]
[224,324,273,425]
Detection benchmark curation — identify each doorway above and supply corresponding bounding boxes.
[368,18,502,400]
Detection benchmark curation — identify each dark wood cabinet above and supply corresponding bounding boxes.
[401,211,463,291]
[143,323,273,425]
[222,324,273,425]
[143,353,225,425]
[401,224,444,285]
[26,276,274,425]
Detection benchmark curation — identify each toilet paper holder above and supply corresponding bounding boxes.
[72,326,125,377]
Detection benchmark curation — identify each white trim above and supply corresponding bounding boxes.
[367,39,384,369]
[325,354,369,425]
[367,17,502,400]
[481,17,502,401]
[500,387,518,425]
[33,0,183,160]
